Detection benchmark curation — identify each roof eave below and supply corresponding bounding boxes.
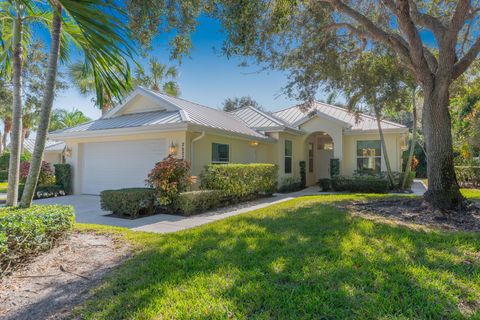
[187,124,275,143]
[343,127,409,135]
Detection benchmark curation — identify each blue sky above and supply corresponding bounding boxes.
[54,16,306,120]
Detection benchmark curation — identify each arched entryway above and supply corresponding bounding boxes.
[305,132,334,186]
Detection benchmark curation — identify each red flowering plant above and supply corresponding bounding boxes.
[146,155,193,205]
[20,161,55,185]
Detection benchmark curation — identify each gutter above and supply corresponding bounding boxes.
[190,131,206,176]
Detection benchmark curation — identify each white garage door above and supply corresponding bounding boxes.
[81,139,166,194]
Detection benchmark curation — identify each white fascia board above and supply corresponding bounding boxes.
[49,123,188,140]
[293,111,352,128]
[187,124,276,143]
[343,127,409,135]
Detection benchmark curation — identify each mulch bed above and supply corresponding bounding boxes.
[0,231,131,320]
[342,198,480,232]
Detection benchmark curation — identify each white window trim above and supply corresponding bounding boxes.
[356,139,382,173]
[284,139,293,174]
[212,142,231,164]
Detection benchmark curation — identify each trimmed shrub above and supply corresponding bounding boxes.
[330,158,340,177]
[331,176,389,193]
[0,170,7,182]
[100,188,157,218]
[278,177,303,193]
[456,166,480,188]
[0,205,75,274]
[18,184,66,200]
[200,163,278,201]
[318,178,331,191]
[20,161,55,185]
[170,190,225,216]
[299,161,306,188]
[54,164,72,194]
[146,155,193,205]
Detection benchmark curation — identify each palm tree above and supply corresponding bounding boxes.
[135,58,180,96]
[49,108,91,131]
[20,0,134,207]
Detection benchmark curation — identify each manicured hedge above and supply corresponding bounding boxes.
[331,176,389,193]
[100,188,157,218]
[18,184,66,200]
[318,178,331,191]
[0,205,75,274]
[170,190,225,216]
[456,166,480,188]
[0,170,7,182]
[278,177,304,193]
[200,164,278,201]
[54,164,72,194]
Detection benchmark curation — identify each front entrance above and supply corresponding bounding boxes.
[306,132,334,186]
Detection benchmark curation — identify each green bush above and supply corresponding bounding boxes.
[299,161,306,188]
[100,188,157,218]
[54,164,72,194]
[318,178,331,191]
[0,170,7,182]
[200,163,278,201]
[455,166,480,188]
[331,176,389,193]
[170,190,226,216]
[0,205,75,274]
[278,177,303,193]
[399,171,416,189]
[0,151,31,171]
[18,184,66,200]
[330,159,340,177]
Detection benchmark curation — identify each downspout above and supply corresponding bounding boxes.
[190,131,206,176]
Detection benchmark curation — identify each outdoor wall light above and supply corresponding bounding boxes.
[169,141,178,155]
[249,141,259,147]
[63,146,72,158]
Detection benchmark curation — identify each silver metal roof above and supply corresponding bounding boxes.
[15,139,65,153]
[273,102,406,131]
[230,106,282,128]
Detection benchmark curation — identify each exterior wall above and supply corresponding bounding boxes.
[342,132,404,176]
[44,152,63,165]
[273,132,305,184]
[64,131,187,194]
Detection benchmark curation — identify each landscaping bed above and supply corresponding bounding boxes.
[0,231,130,320]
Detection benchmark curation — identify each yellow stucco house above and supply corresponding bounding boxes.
[49,87,408,195]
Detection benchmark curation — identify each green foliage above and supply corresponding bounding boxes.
[277,177,303,193]
[54,164,72,194]
[170,190,226,216]
[399,171,416,190]
[0,170,7,182]
[20,161,55,185]
[318,178,331,191]
[200,164,278,201]
[146,155,193,205]
[100,188,157,218]
[299,161,306,188]
[331,176,389,193]
[49,108,91,131]
[0,205,74,274]
[330,158,340,177]
[134,58,180,96]
[455,166,480,188]
[0,151,31,170]
[222,96,262,112]
[18,184,66,200]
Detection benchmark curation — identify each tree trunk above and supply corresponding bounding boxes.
[422,81,465,210]
[402,87,417,189]
[20,4,62,208]
[20,127,27,154]
[0,131,3,154]
[6,12,24,206]
[374,106,395,188]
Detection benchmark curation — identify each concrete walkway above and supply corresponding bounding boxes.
[33,182,427,234]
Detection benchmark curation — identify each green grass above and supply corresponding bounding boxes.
[0,181,7,193]
[74,194,480,319]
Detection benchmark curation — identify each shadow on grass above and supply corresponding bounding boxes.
[38,197,480,318]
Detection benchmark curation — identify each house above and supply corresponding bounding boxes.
[49,87,408,195]
[9,138,65,165]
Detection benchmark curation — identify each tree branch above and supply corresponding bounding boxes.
[453,36,480,79]
[407,0,447,40]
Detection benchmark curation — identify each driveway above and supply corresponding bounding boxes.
[34,193,296,233]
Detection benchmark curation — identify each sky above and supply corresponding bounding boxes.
[53,16,307,120]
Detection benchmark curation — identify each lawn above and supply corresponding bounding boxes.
[75,193,480,319]
[0,181,7,193]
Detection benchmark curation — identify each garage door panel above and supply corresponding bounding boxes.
[81,139,166,194]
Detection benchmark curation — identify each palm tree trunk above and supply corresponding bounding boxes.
[402,87,417,189]
[20,127,27,154]
[20,4,62,207]
[0,132,3,154]
[6,11,24,206]
[374,106,395,188]
[3,120,11,152]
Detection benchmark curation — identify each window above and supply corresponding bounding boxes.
[356,140,382,174]
[212,143,230,163]
[284,140,293,174]
[308,143,314,173]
